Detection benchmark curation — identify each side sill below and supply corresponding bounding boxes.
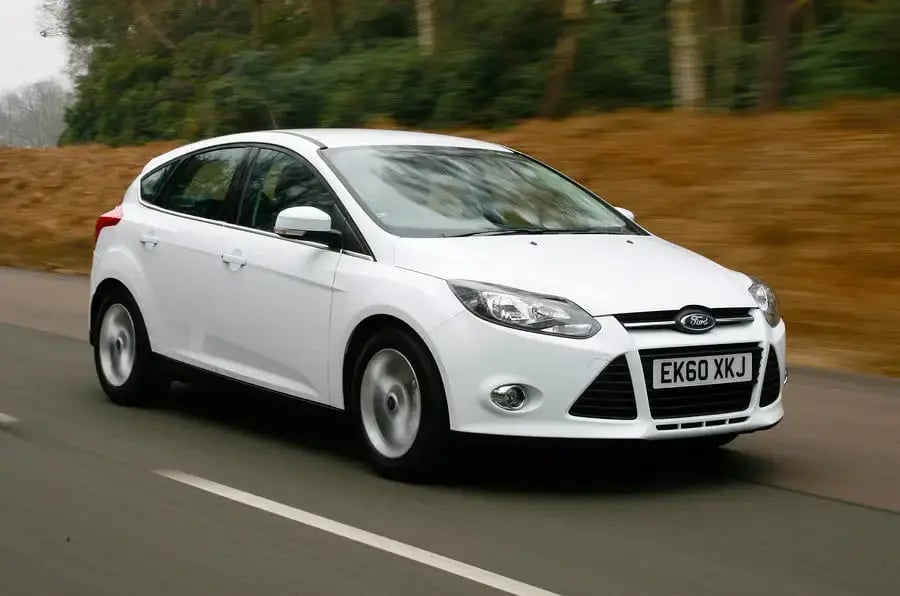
[154,354,344,413]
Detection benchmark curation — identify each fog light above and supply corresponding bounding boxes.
[490,385,527,411]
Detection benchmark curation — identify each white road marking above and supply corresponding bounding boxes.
[0,412,19,427]
[155,469,560,596]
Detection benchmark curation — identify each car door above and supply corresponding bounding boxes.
[136,146,248,370]
[208,147,351,403]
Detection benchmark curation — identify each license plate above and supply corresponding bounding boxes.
[652,353,752,389]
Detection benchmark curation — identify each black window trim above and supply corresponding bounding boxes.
[136,141,374,260]
[139,162,178,204]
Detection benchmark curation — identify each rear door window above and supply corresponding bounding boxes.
[160,148,246,221]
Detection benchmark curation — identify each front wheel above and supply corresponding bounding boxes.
[351,327,450,481]
[93,290,169,407]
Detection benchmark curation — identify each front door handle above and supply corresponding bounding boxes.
[221,252,247,267]
[139,233,159,247]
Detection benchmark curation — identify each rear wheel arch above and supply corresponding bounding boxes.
[91,278,137,345]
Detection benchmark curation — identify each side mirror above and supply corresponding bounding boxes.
[274,206,341,248]
[615,206,635,221]
[275,206,332,236]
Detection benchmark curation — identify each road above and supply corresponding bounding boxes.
[0,266,898,595]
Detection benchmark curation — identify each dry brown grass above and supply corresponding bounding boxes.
[2,102,899,377]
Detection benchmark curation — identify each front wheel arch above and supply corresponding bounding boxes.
[342,314,435,412]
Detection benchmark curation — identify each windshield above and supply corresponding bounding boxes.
[322,145,643,238]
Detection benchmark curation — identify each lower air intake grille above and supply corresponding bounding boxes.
[639,343,763,419]
[569,355,637,420]
[759,351,782,407]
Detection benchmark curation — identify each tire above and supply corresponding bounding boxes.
[350,327,450,481]
[93,289,169,407]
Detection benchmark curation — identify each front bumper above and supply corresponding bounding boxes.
[430,309,786,439]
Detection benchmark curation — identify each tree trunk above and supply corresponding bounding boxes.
[668,0,706,111]
[309,0,336,38]
[791,0,815,37]
[710,0,742,110]
[250,0,264,42]
[416,0,436,56]
[759,0,790,111]
[132,1,175,50]
[540,0,585,118]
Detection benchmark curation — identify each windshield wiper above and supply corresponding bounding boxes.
[537,226,630,235]
[446,226,627,238]
[444,228,546,237]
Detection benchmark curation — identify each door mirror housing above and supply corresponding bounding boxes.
[275,206,332,235]
[615,206,635,221]
[274,206,342,248]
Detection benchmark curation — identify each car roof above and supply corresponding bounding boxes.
[140,128,510,176]
[280,128,510,151]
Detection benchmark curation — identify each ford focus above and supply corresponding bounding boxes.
[90,129,786,480]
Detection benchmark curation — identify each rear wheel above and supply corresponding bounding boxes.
[93,289,169,407]
[350,327,450,481]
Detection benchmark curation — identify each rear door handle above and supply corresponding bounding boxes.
[139,233,159,247]
[221,252,247,267]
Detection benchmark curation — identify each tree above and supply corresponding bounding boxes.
[759,0,790,110]
[309,0,339,38]
[707,0,743,109]
[45,0,900,144]
[541,0,585,117]
[416,0,436,55]
[668,0,706,110]
[0,80,71,147]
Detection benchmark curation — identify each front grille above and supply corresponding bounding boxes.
[759,351,782,407]
[569,355,638,420]
[615,307,754,330]
[639,343,763,419]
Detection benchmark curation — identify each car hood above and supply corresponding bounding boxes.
[392,234,755,315]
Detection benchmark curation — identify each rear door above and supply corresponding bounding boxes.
[136,146,249,370]
[208,147,353,403]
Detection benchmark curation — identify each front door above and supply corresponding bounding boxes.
[209,148,343,403]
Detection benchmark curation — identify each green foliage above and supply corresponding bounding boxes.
[573,0,672,110]
[57,0,900,145]
[789,0,900,104]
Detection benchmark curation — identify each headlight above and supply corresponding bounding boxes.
[448,280,601,338]
[748,277,781,327]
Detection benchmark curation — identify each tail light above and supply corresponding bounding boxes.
[94,205,123,244]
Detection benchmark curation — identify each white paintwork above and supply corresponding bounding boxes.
[209,228,341,401]
[155,469,559,596]
[615,206,635,220]
[392,235,756,316]
[274,206,332,236]
[91,128,786,444]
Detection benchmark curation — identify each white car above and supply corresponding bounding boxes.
[90,129,786,479]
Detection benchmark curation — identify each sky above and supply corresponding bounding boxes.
[0,0,69,94]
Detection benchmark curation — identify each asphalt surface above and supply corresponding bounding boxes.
[1,266,898,595]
